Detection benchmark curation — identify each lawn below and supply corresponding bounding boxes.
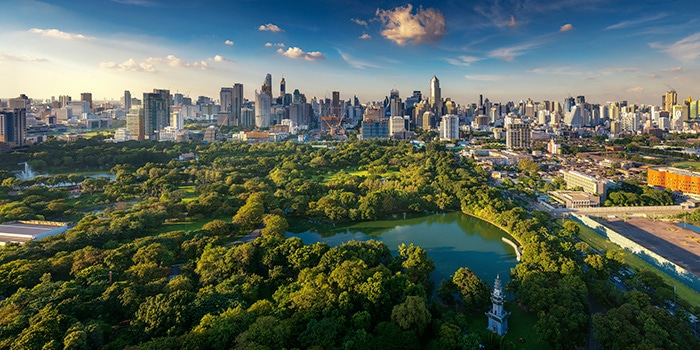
[151,215,231,235]
[673,161,700,172]
[179,185,198,203]
[322,168,401,183]
[573,221,700,308]
[470,301,550,350]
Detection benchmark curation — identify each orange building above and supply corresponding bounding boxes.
[648,167,700,195]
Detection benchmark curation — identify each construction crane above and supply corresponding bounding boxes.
[665,83,676,93]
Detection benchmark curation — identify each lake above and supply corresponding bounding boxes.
[288,212,518,286]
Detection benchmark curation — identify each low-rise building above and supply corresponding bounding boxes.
[550,191,601,208]
[0,220,70,246]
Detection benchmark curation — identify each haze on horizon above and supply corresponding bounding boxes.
[1,0,698,106]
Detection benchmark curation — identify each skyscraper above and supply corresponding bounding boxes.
[332,91,340,117]
[664,90,677,112]
[232,83,243,126]
[143,89,170,140]
[59,95,71,108]
[280,77,286,98]
[124,90,132,110]
[262,73,272,96]
[440,114,459,140]
[220,87,233,114]
[126,107,144,141]
[430,76,442,117]
[80,93,93,112]
[0,109,26,147]
[506,120,530,149]
[255,90,271,128]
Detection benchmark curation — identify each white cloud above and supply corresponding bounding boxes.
[601,67,638,75]
[375,4,446,46]
[650,33,700,62]
[446,55,481,67]
[338,50,379,69]
[464,74,503,81]
[28,28,94,40]
[265,42,285,47]
[111,0,157,6]
[143,55,209,69]
[649,73,661,78]
[606,14,667,30]
[277,47,324,61]
[559,23,574,32]
[359,33,371,40]
[628,86,644,93]
[259,23,283,32]
[662,66,683,72]
[100,58,157,73]
[0,52,49,62]
[224,40,234,46]
[213,55,229,62]
[489,41,542,61]
[351,18,368,27]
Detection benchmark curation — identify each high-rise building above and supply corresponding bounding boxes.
[262,73,272,96]
[143,89,170,140]
[332,91,341,117]
[220,87,233,113]
[232,83,243,126]
[280,77,286,98]
[59,95,71,108]
[389,115,406,136]
[80,93,93,112]
[255,90,271,128]
[430,76,442,117]
[439,114,459,141]
[564,96,575,113]
[505,120,530,149]
[0,108,26,147]
[126,107,144,141]
[664,90,677,112]
[124,90,132,110]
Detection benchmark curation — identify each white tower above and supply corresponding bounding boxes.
[485,274,510,335]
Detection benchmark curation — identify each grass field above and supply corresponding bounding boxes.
[151,215,231,235]
[673,161,700,171]
[323,168,401,183]
[179,185,198,203]
[573,221,700,308]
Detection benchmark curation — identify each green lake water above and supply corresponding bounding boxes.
[288,212,518,286]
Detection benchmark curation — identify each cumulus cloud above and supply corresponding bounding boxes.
[277,47,325,61]
[0,52,49,62]
[338,50,379,69]
[100,58,157,73]
[28,28,94,40]
[259,23,283,32]
[351,18,368,27]
[144,55,208,69]
[265,42,285,47]
[559,23,574,32]
[650,33,700,62]
[446,55,481,67]
[224,40,234,46]
[662,66,683,72]
[359,33,371,40]
[628,86,644,93]
[375,4,446,46]
[464,74,503,81]
[213,55,229,62]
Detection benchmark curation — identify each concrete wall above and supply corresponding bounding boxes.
[572,214,700,294]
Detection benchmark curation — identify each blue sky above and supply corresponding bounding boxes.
[0,0,698,106]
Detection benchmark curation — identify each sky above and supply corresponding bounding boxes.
[0,0,698,106]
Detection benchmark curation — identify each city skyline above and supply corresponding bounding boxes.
[1,0,698,105]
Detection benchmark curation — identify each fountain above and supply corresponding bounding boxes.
[15,162,37,180]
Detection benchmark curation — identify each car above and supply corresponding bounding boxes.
[613,276,622,283]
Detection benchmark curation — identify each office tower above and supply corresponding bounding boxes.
[439,114,459,140]
[430,76,442,117]
[332,91,341,117]
[255,90,272,128]
[232,83,243,126]
[124,90,132,110]
[173,93,184,106]
[0,108,26,147]
[126,107,144,141]
[220,87,233,113]
[9,95,29,110]
[58,95,71,108]
[444,99,456,115]
[262,73,272,96]
[280,77,286,98]
[506,120,530,149]
[664,90,677,112]
[80,93,93,112]
[143,89,170,140]
[576,95,585,105]
[525,98,535,118]
[564,96,575,113]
